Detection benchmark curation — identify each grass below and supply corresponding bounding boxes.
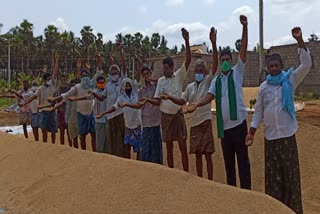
[0,98,16,109]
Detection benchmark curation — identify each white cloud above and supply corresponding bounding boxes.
[203,0,216,6]
[138,6,147,13]
[265,32,320,48]
[267,0,320,18]
[217,5,255,33]
[165,0,184,7]
[50,17,68,32]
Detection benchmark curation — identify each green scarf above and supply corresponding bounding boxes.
[215,71,237,138]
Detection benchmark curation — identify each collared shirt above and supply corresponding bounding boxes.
[18,89,33,113]
[36,79,56,112]
[208,56,248,130]
[93,88,108,123]
[182,75,214,127]
[114,91,141,129]
[61,69,103,115]
[30,87,39,113]
[154,64,187,114]
[102,76,125,120]
[61,83,94,115]
[251,48,312,140]
[139,83,161,128]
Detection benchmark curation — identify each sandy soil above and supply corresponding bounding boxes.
[0,87,319,213]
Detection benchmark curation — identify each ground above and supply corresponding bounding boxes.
[0,87,319,213]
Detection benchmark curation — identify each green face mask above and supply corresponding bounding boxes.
[221,61,232,73]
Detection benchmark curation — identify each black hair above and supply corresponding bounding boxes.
[81,69,89,76]
[22,80,29,84]
[141,64,151,73]
[70,79,78,85]
[267,53,283,66]
[96,75,106,83]
[219,49,233,60]
[60,74,68,79]
[162,56,174,67]
[42,72,51,80]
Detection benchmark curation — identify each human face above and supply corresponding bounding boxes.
[109,69,119,76]
[81,72,88,78]
[125,82,132,90]
[267,60,283,76]
[60,76,68,86]
[194,65,205,75]
[142,70,151,82]
[220,54,232,64]
[163,64,173,78]
[45,75,52,83]
[23,82,29,90]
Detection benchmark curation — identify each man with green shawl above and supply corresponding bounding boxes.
[189,15,251,189]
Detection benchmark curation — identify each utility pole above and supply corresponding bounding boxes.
[259,0,264,84]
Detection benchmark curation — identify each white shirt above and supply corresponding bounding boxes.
[182,75,213,127]
[36,79,56,112]
[61,69,103,115]
[154,64,187,114]
[208,56,248,130]
[251,48,312,140]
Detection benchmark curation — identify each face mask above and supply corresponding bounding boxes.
[97,83,106,90]
[81,77,92,89]
[111,74,119,82]
[46,80,52,86]
[195,73,204,82]
[125,89,132,95]
[221,61,233,73]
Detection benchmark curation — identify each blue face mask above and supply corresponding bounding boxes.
[195,73,205,82]
[81,77,92,89]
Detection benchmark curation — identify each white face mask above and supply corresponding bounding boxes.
[46,80,52,86]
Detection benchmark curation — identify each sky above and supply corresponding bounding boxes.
[1,0,320,50]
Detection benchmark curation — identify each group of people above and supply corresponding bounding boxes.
[1,15,312,214]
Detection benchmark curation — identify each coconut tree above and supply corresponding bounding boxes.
[80,25,95,62]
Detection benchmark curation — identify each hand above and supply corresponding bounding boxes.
[209,26,217,43]
[55,52,59,62]
[85,62,91,70]
[118,101,126,108]
[187,103,198,113]
[86,91,93,98]
[291,27,303,41]
[96,112,104,119]
[76,58,82,69]
[42,65,48,72]
[240,15,248,26]
[18,102,25,107]
[116,42,122,50]
[47,97,55,103]
[68,96,77,101]
[138,97,148,105]
[245,134,254,146]
[160,93,169,100]
[44,107,54,112]
[181,28,189,41]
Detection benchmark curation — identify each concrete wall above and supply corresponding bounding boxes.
[147,41,320,93]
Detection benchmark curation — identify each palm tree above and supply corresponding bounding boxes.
[80,26,95,62]
[151,33,160,49]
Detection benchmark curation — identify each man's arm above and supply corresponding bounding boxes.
[210,27,218,75]
[181,28,191,71]
[90,53,104,83]
[116,42,126,76]
[21,94,37,106]
[246,88,264,146]
[76,58,81,80]
[91,90,106,101]
[134,53,142,82]
[147,98,161,106]
[195,93,214,107]
[239,15,248,63]
[96,52,102,71]
[96,107,116,119]
[289,27,312,89]
[53,52,59,80]
[161,93,186,106]
[0,94,16,99]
